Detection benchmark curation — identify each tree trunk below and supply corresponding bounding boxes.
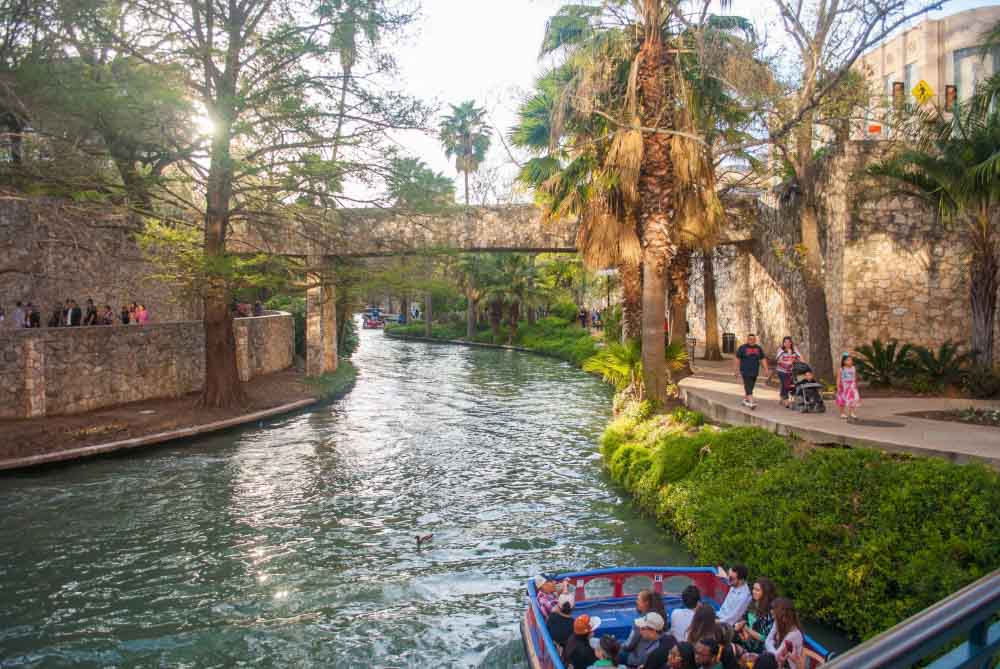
[466,293,477,339]
[201,115,245,408]
[509,302,520,344]
[799,202,834,379]
[636,10,675,405]
[527,306,536,324]
[668,248,691,348]
[489,299,502,341]
[641,258,668,405]
[702,249,723,361]
[424,292,432,337]
[400,296,409,324]
[970,222,999,365]
[620,262,642,342]
[464,170,470,207]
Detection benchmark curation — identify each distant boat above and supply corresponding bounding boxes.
[521,566,832,669]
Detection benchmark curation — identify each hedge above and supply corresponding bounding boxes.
[601,410,1000,641]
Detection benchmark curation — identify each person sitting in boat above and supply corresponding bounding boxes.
[621,590,667,665]
[749,653,779,669]
[715,564,752,626]
[734,577,776,654]
[628,612,674,668]
[563,614,601,669]
[764,598,803,669]
[534,574,569,619]
[666,641,697,669]
[686,604,723,646]
[546,593,576,651]
[693,638,739,669]
[670,585,700,644]
[588,634,625,668]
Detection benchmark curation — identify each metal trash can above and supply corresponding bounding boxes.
[722,332,736,354]
[686,337,697,363]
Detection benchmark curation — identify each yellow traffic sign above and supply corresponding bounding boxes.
[912,79,934,104]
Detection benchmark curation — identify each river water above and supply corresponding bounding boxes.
[1,328,700,667]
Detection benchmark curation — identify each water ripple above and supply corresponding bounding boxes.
[0,328,692,668]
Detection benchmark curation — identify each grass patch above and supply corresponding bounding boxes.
[302,361,358,400]
[600,407,1000,641]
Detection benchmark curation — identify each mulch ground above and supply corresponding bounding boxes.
[0,370,319,462]
[902,409,1000,429]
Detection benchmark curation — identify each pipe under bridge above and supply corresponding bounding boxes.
[225,202,755,376]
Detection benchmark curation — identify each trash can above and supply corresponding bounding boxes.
[686,337,697,363]
[722,332,736,354]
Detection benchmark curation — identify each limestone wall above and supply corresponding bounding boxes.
[0,312,294,418]
[0,197,198,324]
[687,141,997,363]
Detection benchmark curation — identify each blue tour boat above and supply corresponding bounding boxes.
[522,566,832,669]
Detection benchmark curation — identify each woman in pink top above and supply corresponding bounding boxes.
[773,337,803,408]
[136,304,149,324]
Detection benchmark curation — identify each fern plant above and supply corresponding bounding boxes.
[855,339,913,387]
[584,339,690,401]
[910,341,972,387]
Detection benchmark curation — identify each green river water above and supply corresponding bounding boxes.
[0,328,844,667]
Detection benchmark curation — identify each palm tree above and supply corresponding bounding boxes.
[439,100,492,206]
[868,97,1000,365]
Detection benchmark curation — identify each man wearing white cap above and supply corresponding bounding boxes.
[632,612,675,668]
[533,574,569,620]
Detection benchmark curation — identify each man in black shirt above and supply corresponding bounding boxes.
[734,333,769,409]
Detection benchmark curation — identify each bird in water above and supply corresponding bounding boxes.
[415,534,433,549]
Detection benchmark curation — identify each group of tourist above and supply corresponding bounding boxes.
[734,333,861,421]
[0,299,150,329]
[535,565,806,669]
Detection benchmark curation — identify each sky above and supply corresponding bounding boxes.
[388,0,1000,201]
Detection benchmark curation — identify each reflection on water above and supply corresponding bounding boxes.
[0,328,693,667]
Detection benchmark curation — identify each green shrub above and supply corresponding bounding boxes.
[909,373,943,395]
[597,414,1000,642]
[910,341,971,387]
[550,300,580,322]
[670,406,704,428]
[603,305,623,344]
[600,416,638,461]
[855,338,913,387]
[338,316,359,358]
[963,364,1000,398]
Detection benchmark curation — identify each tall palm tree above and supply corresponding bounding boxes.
[439,100,492,206]
[868,97,1000,365]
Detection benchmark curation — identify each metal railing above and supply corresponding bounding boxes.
[825,569,1000,669]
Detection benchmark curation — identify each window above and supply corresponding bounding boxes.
[904,62,918,96]
[954,47,1000,100]
[883,74,893,101]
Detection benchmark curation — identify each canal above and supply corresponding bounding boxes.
[1,328,697,667]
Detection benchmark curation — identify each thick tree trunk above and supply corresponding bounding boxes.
[702,249,723,361]
[970,226,999,365]
[668,248,692,382]
[641,258,668,404]
[620,262,642,342]
[400,297,409,324]
[424,292,432,337]
[464,170,470,207]
[636,13,675,405]
[466,294,477,339]
[201,117,244,408]
[799,203,834,379]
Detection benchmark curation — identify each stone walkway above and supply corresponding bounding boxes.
[680,359,1000,467]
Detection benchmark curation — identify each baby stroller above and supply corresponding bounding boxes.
[792,362,825,413]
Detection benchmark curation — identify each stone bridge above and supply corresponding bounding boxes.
[226,201,755,377]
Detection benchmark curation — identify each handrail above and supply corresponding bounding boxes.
[824,569,1000,669]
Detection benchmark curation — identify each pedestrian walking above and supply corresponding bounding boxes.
[734,333,769,409]
[773,337,803,409]
[12,301,26,328]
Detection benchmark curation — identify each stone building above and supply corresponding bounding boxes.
[687,140,996,363]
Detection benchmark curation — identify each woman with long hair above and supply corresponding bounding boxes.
[735,577,776,653]
[764,598,803,669]
[668,642,697,669]
[687,603,723,646]
[774,337,803,408]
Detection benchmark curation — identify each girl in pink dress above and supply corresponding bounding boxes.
[837,353,861,421]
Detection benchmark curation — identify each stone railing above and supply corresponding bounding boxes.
[0,311,294,418]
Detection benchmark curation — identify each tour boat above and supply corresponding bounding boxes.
[362,316,385,329]
[521,566,832,669]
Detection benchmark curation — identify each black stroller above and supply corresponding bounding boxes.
[792,362,825,413]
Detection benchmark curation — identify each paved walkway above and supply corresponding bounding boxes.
[680,359,1000,467]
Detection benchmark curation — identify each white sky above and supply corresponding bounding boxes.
[389,0,1000,200]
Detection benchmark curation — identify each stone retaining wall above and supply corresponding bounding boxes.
[0,312,294,418]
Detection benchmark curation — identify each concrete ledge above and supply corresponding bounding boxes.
[681,385,1000,468]
[0,397,318,472]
